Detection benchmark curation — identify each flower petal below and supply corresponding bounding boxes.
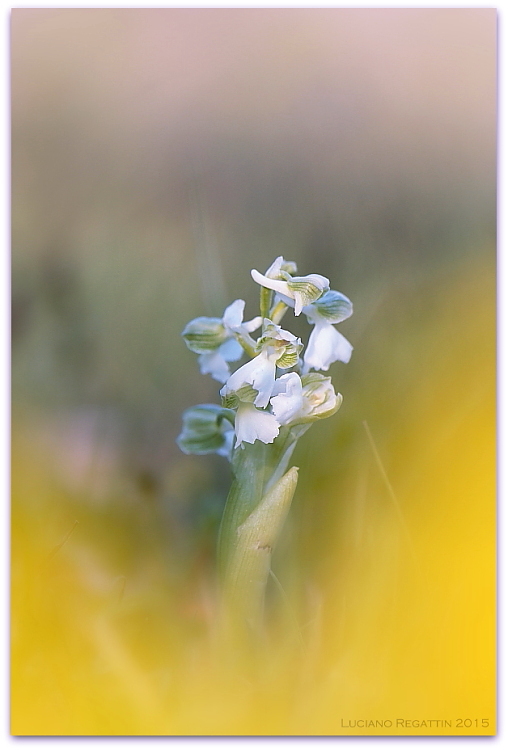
[264,256,284,278]
[270,373,304,425]
[216,429,235,458]
[261,319,300,346]
[234,403,280,448]
[222,299,245,330]
[300,373,342,419]
[303,323,353,372]
[251,269,290,297]
[218,337,243,362]
[264,256,298,277]
[243,315,263,333]
[198,351,231,383]
[221,352,277,408]
[251,269,329,316]
[285,273,330,315]
[303,290,353,325]
[270,292,296,310]
[270,372,294,397]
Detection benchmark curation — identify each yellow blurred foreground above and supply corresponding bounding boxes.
[11,256,495,735]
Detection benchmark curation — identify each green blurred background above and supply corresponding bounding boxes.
[11,8,496,735]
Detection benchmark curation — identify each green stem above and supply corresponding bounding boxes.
[220,466,299,638]
[270,300,289,325]
[233,330,258,359]
[260,287,273,320]
[217,427,309,646]
[217,441,268,578]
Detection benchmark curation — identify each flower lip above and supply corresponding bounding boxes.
[270,372,304,426]
[234,402,280,448]
[303,322,353,373]
[198,351,231,384]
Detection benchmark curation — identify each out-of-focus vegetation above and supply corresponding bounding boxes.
[11,9,496,735]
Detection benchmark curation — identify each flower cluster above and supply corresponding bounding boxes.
[177,257,353,456]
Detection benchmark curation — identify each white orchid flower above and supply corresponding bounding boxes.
[302,290,353,372]
[300,373,343,420]
[270,372,342,425]
[220,320,302,409]
[221,350,278,409]
[251,256,330,316]
[234,402,280,448]
[182,299,262,383]
[303,324,353,372]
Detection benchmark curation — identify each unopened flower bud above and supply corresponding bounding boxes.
[177,404,235,456]
[182,317,228,354]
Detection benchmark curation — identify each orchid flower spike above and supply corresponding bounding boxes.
[251,256,330,316]
[178,259,353,454]
[182,299,261,383]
